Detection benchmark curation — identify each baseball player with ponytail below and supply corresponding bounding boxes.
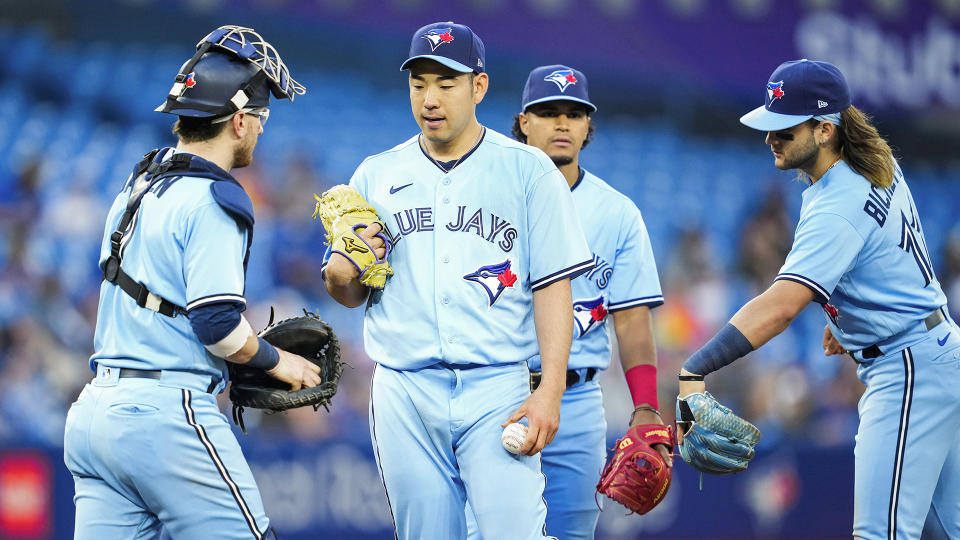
[467,65,668,539]
[64,26,318,539]
[676,59,959,539]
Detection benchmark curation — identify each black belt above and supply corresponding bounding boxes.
[530,368,597,392]
[101,366,218,393]
[849,308,948,363]
[118,368,162,380]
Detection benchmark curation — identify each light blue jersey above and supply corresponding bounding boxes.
[325,128,593,369]
[776,161,947,351]
[775,159,959,540]
[467,168,663,540]
[334,127,591,540]
[529,169,662,372]
[66,149,274,540]
[90,150,247,384]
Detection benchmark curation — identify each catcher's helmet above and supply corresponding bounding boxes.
[156,25,306,118]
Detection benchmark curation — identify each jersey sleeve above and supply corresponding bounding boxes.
[527,169,593,291]
[776,212,865,303]
[607,207,663,311]
[182,202,247,310]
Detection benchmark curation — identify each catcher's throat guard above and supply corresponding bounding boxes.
[156,25,306,118]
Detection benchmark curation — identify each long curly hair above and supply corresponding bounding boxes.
[835,105,895,189]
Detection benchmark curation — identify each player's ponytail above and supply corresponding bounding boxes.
[837,106,895,189]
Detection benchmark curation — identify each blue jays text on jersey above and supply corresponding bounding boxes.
[529,169,663,373]
[322,128,592,370]
[388,205,518,252]
[776,160,947,351]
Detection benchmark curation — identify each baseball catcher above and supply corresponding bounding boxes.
[313,185,393,289]
[597,423,674,514]
[675,391,761,475]
[229,309,343,432]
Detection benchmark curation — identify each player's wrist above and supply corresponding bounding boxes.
[326,253,361,285]
[247,337,280,371]
[624,364,658,408]
[681,323,753,377]
[534,370,566,394]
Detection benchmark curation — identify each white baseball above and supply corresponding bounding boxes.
[501,422,528,454]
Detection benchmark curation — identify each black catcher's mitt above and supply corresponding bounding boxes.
[229,309,343,432]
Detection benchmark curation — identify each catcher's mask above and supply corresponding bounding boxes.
[156,25,305,118]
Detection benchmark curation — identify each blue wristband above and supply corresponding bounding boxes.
[682,323,754,377]
[246,337,280,371]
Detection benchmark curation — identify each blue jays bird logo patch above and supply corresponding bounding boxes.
[463,259,518,307]
[822,302,840,326]
[421,28,454,51]
[544,69,578,92]
[766,80,785,102]
[573,296,607,337]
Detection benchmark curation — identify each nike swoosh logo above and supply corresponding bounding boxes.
[938,332,951,346]
[389,183,413,194]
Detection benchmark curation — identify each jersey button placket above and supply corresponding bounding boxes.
[435,174,456,356]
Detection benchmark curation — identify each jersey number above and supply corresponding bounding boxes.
[897,203,933,287]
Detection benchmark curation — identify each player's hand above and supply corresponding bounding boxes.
[822,325,847,356]
[326,223,387,285]
[357,222,388,260]
[502,383,563,456]
[630,407,673,468]
[265,349,322,391]
[677,368,705,400]
[676,368,706,446]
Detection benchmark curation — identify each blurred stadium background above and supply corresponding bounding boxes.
[1,0,959,538]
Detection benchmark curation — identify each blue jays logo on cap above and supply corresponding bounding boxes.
[463,259,517,307]
[184,72,197,89]
[573,296,607,337]
[421,27,454,51]
[544,69,578,92]
[401,21,486,74]
[740,59,851,132]
[521,64,597,112]
[766,80,784,102]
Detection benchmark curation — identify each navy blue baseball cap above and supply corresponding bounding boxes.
[740,59,851,131]
[400,22,485,74]
[521,65,597,113]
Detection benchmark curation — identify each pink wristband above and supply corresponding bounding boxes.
[624,364,658,408]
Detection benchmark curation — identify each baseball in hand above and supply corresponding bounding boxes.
[502,422,528,454]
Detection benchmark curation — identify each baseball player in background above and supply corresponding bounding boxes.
[322,22,592,540]
[676,59,960,539]
[468,65,668,540]
[63,26,320,539]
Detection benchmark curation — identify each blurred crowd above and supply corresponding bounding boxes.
[4,136,958,454]
[2,28,960,459]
